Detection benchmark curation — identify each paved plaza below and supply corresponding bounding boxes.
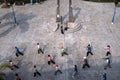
[0,0,120,80]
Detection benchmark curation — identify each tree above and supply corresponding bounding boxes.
[1,0,10,8]
[0,63,11,80]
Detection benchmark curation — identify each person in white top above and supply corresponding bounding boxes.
[104,56,112,70]
[61,46,68,56]
[9,60,19,70]
[37,43,44,54]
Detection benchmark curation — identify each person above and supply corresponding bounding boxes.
[15,73,21,80]
[47,55,55,65]
[33,65,41,77]
[72,65,78,78]
[82,57,90,69]
[37,43,44,54]
[106,45,111,56]
[104,56,111,70]
[86,44,93,56]
[55,23,60,32]
[101,73,107,80]
[54,64,62,75]
[61,47,68,56]
[9,60,19,70]
[61,26,64,34]
[15,46,24,57]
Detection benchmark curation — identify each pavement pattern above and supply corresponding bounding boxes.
[0,0,120,80]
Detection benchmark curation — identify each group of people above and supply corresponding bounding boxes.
[8,43,112,80]
[82,44,112,69]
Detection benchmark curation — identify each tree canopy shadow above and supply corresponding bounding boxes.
[0,13,36,38]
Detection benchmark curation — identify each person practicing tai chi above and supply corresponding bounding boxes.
[61,46,68,56]
[9,60,19,70]
[37,43,44,54]
[15,46,24,57]
[72,65,78,78]
[47,55,55,65]
[86,44,93,56]
[33,65,41,77]
[54,64,62,75]
[103,55,112,70]
[82,57,90,69]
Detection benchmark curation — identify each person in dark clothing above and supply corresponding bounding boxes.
[47,55,55,65]
[72,65,78,78]
[15,73,21,80]
[64,27,69,31]
[33,65,41,77]
[9,60,19,70]
[37,43,44,54]
[15,46,24,57]
[55,23,60,32]
[54,64,62,75]
[101,73,107,80]
[61,26,64,34]
[82,57,90,69]
[86,44,93,56]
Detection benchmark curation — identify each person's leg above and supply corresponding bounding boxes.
[58,69,62,74]
[86,64,90,68]
[14,65,19,69]
[90,52,93,55]
[104,64,107,70]
[51,60,55,64]
[38,49,40,54]
[48,61,50,65]
[39,48,44,54]
[16,53,19,57]
[54,71,58,75]
[36,71,41,76]
[86,52,89,56]
[108,63,111,68]
[82,64,85,69]
[55,24,60,32]
[10,66,14,70]
[64,52,68,55]
[61,52,64,56]
[18,51,23,56]
[34,72,36,77]
[61,26,64,34]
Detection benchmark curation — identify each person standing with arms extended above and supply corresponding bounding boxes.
[82,57,90,69]
[37,43,44,54]
[15,46,24,57]
[54,64,62,75]
[86,44,93,56]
